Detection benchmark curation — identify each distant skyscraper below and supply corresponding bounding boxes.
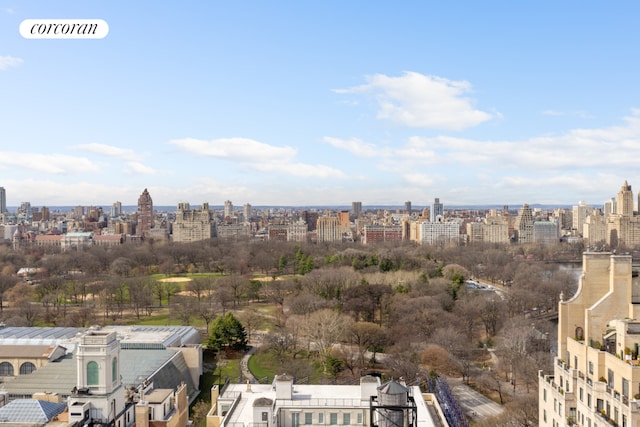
[137,188,154,237]
[430,198,444,222]
[604,197,616,217]
[617,180,634,217]
[514,203,534,243]
[110,201,122,218]
[224,200,234,220]
[404,201,412,215]
[243,203,252,224]
[351,201,362,218]
[572,201,593,236]
[0,187,5,213]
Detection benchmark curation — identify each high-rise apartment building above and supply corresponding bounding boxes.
[572,201,594,237]
[172,202,216,243]
[224,200,234,221]
[430,198,444,222]
[583,210,607,246]
[539,252,640,427]
[137,188,154,238]
[316,215,342,242]
[533,221,559,245]
[351,201,362,219]
[419,220,460,246]
[604,197,617,217]
[243,203,252,223]
[514,203,534,243]
[404,201,412,215]
[110,201,122,218]
[0,187,5,213]
[617,180,634,217]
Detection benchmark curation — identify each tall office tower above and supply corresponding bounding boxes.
[137,188,154,237]
[617,180,634,217]
[224,200,234,220]
[404,201,412,215]
[514,203,534,243]
[351,201,362,219]
[604,197,617,217]
[243,203,252,223]
[430,198,444,222]
[110,201,122,218]
[41,206,50,221]
[0,187,5,213]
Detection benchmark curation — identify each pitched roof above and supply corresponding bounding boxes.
[0,399,66,423]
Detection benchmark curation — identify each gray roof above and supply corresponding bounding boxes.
[0,326,201,349]
[0,399,66,423]
[378,380,409,395]
[2,349,197,400]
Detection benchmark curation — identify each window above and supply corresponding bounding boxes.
[543,410,546,422]
[623,378,629,398]
[608,369,614,388]
[588,394,592,408]
[20,362,36,375]
[343,413,351,425]
[87,361,99,385]
[112,357,118,384]
[357,413,363,424]
[292,413,300,427]
[544,389,547,401]
[262,412,268,422]
[319,413,324,424]
[330,413,338,425]
[589,361,594,374]
[305,413,312,424]
[580,387,583,401]
[0,362,14,376]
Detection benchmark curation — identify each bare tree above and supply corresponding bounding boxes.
[299,309,353,372]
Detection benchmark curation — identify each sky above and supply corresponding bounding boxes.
[2,2,640,208]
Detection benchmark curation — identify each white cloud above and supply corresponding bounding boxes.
[70,143,139,160]
[542,109,593,119]
[334,71,498,130]
[0,55,23,70]
[170,137,297,162]
[0,152,99,174]
[323,137,378,157]
[321,109,640,204]
[124,161,156,175]
[170,137,347,178]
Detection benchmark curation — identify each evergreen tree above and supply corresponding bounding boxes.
[208,313,248,352]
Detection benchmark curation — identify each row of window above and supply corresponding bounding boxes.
[269,412,365,426]
[0,361,35,376]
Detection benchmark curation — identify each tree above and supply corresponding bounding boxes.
[208,313,248,353]
[350,321,386,368]
[0,273,17,312]
[299,309,353,372]
[185,277,213,302]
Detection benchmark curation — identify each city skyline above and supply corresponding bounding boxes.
[2,2,640,206]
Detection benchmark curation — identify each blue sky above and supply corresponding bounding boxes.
[2,1,640,207]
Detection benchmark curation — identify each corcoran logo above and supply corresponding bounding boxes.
[20,19,109,39]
